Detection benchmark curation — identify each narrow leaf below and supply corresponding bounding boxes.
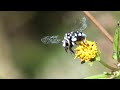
[113,22,119,61]
[84,74,108,79]
[119,50,120,58]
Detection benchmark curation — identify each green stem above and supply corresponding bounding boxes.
[99,60,119,71]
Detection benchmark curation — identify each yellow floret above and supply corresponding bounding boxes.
[74,39,98,63]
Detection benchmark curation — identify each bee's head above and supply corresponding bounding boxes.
[62,39,69,48]
[62,39,70,53]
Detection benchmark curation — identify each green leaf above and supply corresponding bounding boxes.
[113,30,119,53]
[88,61,93,66]
[96,55,100,61]
[84,71,120,79]
[103,72,112,75]
[114,75,120,79]
[119,50,120,58]
[113,23,120,61]
[112,52,118,60]
[103,72,108,75]
[113,70,120,77]
[103,71,120,79]
[96,50,101,61]
[84,74,109,79]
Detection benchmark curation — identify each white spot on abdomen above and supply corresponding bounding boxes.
[72,37,77,41]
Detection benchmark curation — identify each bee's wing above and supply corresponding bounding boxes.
[71,17,87,31]
[41,35,62,44]
[79,17,87,31]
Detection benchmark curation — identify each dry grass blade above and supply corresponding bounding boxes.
[83,11,113,43]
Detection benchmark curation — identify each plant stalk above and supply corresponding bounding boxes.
[83,11,113,43]
[99,60,119,71]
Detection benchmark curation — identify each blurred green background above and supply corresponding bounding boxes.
[0,11,120,79]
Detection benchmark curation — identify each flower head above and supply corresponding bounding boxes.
[74,38,99,63]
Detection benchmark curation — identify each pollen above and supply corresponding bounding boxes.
[74,39,98,63]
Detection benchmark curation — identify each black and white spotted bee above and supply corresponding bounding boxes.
[41,17,87,55]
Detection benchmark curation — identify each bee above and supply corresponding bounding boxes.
[41,17,87,55]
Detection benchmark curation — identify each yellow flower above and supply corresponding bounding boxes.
[74,38,98,63]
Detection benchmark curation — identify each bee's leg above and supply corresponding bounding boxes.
[64,47,68,53]
[83,41,86,45]
[83,37,87,45]
[74,42,77,45]
[83,39,87,45]
[69,45,74,55]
